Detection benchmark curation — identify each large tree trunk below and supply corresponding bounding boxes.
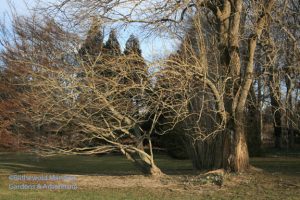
[186,121,250,173]
[135,158,163,177]
[185,0,273,173]
[186,133,230,170]
[230,111,250,171]
[129,124,164,177]
[136,148,164,177]
[122,148,163,177]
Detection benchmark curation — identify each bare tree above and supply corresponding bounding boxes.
[4,0,299,174]
[0,14,169,176]
[254,0,300,149]
[42,0,281,172]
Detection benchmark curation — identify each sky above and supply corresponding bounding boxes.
[0,0,178,61]
[0,0,31,17]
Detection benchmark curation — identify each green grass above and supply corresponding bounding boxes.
[250,156,300,176]
[262,148,300,157]
[0,152,299,200]
[0,152,194,175]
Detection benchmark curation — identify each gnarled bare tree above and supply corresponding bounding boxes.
[41,0,280,172]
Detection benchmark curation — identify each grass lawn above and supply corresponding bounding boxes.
[0,152,299,200]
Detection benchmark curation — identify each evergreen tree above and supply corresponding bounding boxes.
[104,29,121,56]
[123,35,146,84]
[78,17,103,59]
[124,34,142,56]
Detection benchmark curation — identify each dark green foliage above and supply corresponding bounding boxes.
[161,131,189,159]
[122,34,147,86]
[78,18,103,59]
[104,30,121,56]
[124,34,142,56]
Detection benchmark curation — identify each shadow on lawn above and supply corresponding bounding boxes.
[0,152,195,176]
[1,150,299,176]
[250,148,300,176]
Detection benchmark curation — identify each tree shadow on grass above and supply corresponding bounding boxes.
[0,152,195,176]
[250,156,300,176]
[2,152,299,177]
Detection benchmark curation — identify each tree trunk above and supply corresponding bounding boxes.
[187,121,250,173]
[133,157,163,177]
[185,0,273,173]
[230,111,250,172]
[287,128,295,149]
[136,161,163,177]
[285,74,295,149]
[121,147,163,177]
[136,154,163,177]
[269,78,282,149]
[149,164,163,177]
[246,85,262,156]
[186,133,230,170]
[265,23,282,149]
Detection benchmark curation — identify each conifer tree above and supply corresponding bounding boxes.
[78,17,103,60]
[104,29,121,56]
[123,34,146,84]
[124,34,142,56]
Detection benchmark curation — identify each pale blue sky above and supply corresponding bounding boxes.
[0,0,178,61]
[0,0,31,16]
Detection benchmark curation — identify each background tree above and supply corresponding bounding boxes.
[124,34,142,56]
[253,0,300,150]
[104,30,121,56]
[0,69,25,150]
[78,17,103,61]
[0,14,170,176]
[0,16,70,150]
